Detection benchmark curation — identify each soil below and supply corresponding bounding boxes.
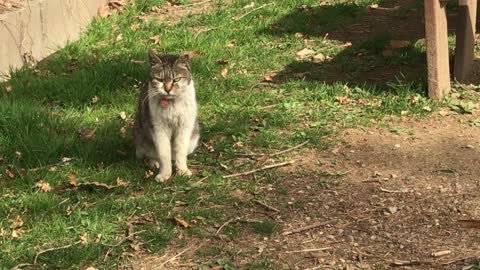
[125,107,480,270]
[127,0,480,269]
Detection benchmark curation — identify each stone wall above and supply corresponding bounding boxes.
[0,0,108,79]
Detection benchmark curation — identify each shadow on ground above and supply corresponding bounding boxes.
[261,0,478,92]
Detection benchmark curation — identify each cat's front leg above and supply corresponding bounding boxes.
[174,126,193,176]
[153,131,173,182]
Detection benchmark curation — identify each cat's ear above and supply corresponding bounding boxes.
[149,49,162,65]
[176,53,190,64]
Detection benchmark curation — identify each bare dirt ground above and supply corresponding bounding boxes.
[126,0,480,269]
[126,106,480,270]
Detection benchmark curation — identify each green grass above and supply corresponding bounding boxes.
[0,0,439,268]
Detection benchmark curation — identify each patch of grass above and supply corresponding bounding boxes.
[0,0,443,268]
[251,221,279,236]
[245,257,279,270]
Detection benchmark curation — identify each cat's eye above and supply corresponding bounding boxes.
[152,78,163,83]
[173,77,182,83]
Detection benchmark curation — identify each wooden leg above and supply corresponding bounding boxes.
[424,0,451,100]
[454,0,477,82]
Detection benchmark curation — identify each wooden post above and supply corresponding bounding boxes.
[424,0,451,100]
[454,0,477,82]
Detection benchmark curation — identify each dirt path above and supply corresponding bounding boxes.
[126,108,480,270]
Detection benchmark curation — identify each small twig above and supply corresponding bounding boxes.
[441,253,480,265]
[233,3,274,21]
[390,260,428,267]
[180,0,212,7]
[223,160,295,178]
[103,230,146,261]
[236,140,309,157]
[379,187,409,193]
[431,250,451,257]
[34,240,82,265]
[254,200,280,213]
[215,218,237,235]
[9,263,34,270]
[158,244,203,268]
[194,26,220,39]
[282,220,331,236]
[285,247,331,253]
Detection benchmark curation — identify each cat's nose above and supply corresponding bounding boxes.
[164,82,173,93]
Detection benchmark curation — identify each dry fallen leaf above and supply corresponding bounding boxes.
[173,216,191,228]
[144,170,154,178]
[11,228,24,238]
[216,59,228,65]
[84,267,99,270]
[80,233,89,244]
[243,2,255,9]
[203,140,215,152]
[130,23,140,30]
[6,168,15,179]
[116,33,123,42]
[10,215,23,229]
[390,40,411,49]
[5,86,12,92]
[119,111,127,120]
[184,51,202,58]
[109,0,125,10]
[221,68,228,79]
[230,189,249,202]
[94,234,102,243]
[116,177,129,187]
[296,48,315,59]
[78,128,97,140]
[150,35,161,45]
[69,172,78,186]
[119,126,127,138]
[370,3,379,9]
[312,53,326,63]
[98,5,111,18]
[91,95,100,104]
[227,40,236,48]
[233,141,244,149]
[335,96,352,105]
[35,180,52,192]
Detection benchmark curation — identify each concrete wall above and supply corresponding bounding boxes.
[0,0,108,79]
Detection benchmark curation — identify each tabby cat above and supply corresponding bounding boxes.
[133,49,199,182]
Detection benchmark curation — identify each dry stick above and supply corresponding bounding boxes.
[181,0,212,8]
[103,230,146,261]
[284,247,331,254]
[431,250,451,257]
[254,199,280,213]
[223,160,295,179]
[379,187,409,193]
[233,2,274,21]
[215,217,237,235]
[9,263,34,270]
[156,244,203,269]
[34,240,82,265]
[282,220,331,236]
[236,140,309,157]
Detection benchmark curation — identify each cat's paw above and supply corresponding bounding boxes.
[155,172,172,182]
[145,159,160,169]
[177,168,192,177]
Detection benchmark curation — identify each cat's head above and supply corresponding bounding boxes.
[148,49,192,100]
